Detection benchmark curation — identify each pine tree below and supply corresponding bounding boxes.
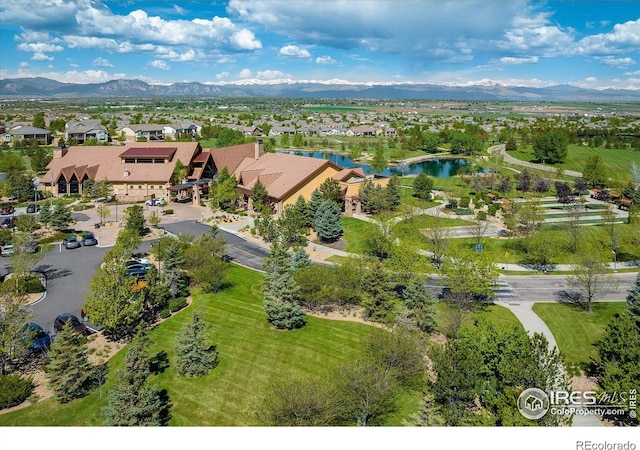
[290,247,312,271]
[627,272,640,325]
[162,241,187,299]
[49,200,73,230]
[401,277,436,333]
[318,178,343,204]
[315,200,343,243]
[174,312,219,377]
[262,242,305,330]
[308,189,323,228]
[413,173,434,200]
[251,181,269,211]
[38,202,52,228]
[44,321,97,403]
[124,204,145,236]
[385,175,401,210]
[371,146,388,173]
[293,195,311,229]
[103,333,164,426]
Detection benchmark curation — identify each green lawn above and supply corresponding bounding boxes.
[341,217,377,254]
[434,302,524,335]
[532,302,627,375]
[0,266,397,426]
[507,145,640,176]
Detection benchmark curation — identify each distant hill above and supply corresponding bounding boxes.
[1,77,639,101]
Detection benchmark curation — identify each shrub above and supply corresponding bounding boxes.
[4,276,45,293]
[159,309,171,319]
[459,197,470,208]
[169,297,187,312]
[477,211,487,221]
[163,209,174,215]
[488,204,499,216]
[475,200,485,210]
[0,374,34,410]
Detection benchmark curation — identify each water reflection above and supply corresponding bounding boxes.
[278,150,469,177]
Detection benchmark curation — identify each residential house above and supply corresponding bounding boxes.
[3,126,52,145]
[346,125,377,137]
[163,122,201,139]
[118,124,165,142]
[65,120,109,144]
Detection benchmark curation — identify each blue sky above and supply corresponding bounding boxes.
[0,0,638,89]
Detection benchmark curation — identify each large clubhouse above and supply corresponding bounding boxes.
[40,141,389,215]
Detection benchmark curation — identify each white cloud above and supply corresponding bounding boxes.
[597,56,636,67]
[316,56,337,64]
[256,70,287,80]
[216,71,229,80]
[230,29,262,50]
[499,56,539,65]
[17,42,64,53]
[32,52,54,61]
[279,45,311,58]
[149,60,170,70]
[576,19,640,55]
[173,5,186,15]
[93,57,113,67]
[238,68,253,79]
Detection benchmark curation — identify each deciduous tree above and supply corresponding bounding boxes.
[0,284,32,375]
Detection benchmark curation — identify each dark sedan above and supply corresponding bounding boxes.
[53,313,87,334]
[26,204,40,213]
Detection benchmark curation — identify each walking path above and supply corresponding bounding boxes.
[488,144,583,177]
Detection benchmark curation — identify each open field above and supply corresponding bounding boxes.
[507,145,640,176]
[532,302,627,375]
[0,266,383,426]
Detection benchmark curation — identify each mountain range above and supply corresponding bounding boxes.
[1,77,639,102]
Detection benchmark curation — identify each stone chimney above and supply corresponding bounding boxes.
[53,146,68,159]
[254,139,264,160]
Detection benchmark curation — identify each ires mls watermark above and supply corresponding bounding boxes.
[517,387,637,420]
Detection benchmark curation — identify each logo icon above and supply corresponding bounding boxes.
[518,388,550,420]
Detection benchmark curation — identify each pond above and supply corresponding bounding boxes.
[277,150,469,177]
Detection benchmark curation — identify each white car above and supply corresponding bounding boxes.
[145,198,166,206]
[1,244,14,256]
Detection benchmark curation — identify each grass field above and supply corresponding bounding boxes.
[0,266,385,426]
[532,302,626,375]
[507,145,640,176]
[433,302,523,335]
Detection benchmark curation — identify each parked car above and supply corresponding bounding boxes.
[81,232,98,246]
[62,236,81,249]
[54,313,87,334]
[145,197,166,206]
[23,323,51,353]
[126,257,152,270]
[0,217,14,229]
[26,204,40,213]
[0,205,15,215]
[125,265,148,280]
[1,244,14,256]
[25,241,40,254]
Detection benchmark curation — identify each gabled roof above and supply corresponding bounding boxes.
[333,167,365,181]
[8,126,50,136]
[43,142,202,184]
[209,142,258,174]
[234,152,342,201]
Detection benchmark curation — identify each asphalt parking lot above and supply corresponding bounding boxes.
[2,213,268,335]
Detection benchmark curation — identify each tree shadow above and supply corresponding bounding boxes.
[554,290,587,309]
[150,350,170,375]
[158,389,172,426]
[32,264,73,280]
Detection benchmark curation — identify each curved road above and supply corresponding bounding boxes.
[487,144,583,177]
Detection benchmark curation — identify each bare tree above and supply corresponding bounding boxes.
[422,214,452,269]
[566,203,583,254]
[469,219,489,246]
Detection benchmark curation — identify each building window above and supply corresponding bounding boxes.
[124,158,135,163]
[137,158,153,163]
[129,185,133,190]
[138,185,142,189]
[154,158,164,163]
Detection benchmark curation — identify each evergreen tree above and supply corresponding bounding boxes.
[360,260,395,324]
[49,200,73,230]
[276,203,309,247]
[103,333,165,426]
[315,200,343,243]
[44,321,97,403]
[162,241,187,299]
[385,175,402,210]
[413,173,434,200]
[38,202,52,228]
[174,312,219,377]
[401,277,436,333]
[290,247,312,271]
[251,181,269,211]
[293,195,311,229]
[308,189,324,228]
[124,204,146,236]
[318,178,343,205]
[627,272,640,325]
[254,203,278,242]
[262,242,305,330]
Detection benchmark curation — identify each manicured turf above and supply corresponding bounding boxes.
[433,302,524,335]
[341,217,377,254]
[0,266,384,426]
[532,302,627,374]
[507,145,640,176]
